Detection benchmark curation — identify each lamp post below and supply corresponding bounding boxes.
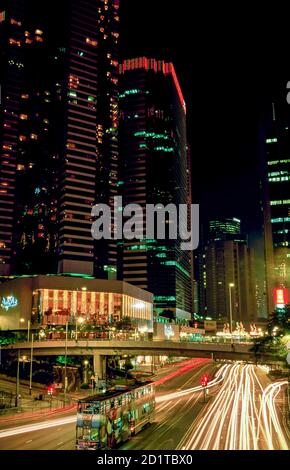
[64,321,68,405]
[83,360,89,384]
[75,317,85,341]
[229,283,235,343]
[15,349,20,408]
[29,333,34,395]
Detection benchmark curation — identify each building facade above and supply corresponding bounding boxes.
[197,219,257,323]
[262,105,290,299]
[0,275,153,331]
[118,58,193,320]
[0,0,120,278]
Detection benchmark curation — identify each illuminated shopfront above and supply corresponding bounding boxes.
[0,275,153,331]
[36,289,152,326]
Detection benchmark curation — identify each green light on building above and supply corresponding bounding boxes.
[266,138,278,144]
[270,199,290,206]
[120,89,142,98]
[161,261,191,278]
[104,265,117,273]
[271,217,290,223]
[154,296,176,302]
[154,146,174,152]
[59,273,95,279]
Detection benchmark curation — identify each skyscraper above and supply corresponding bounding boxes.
[0,0,120,277]
[209,218,241,239]
[197,219,256,323]
[118,58,192,320]
[262,104,290,296]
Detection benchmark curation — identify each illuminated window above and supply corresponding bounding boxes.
[10,18,22,26]
[271,217,290,223]
[19,135,27,142]
[68,75,79,89]
[35,29,43,35]
[266,138,278,144]
[35,36,43,43]
[21,94,29,99]
[17,164,25,171]
[20,114,28,120]
[9,38,21,46]
[86,38,97,47]
[30,133,38,140]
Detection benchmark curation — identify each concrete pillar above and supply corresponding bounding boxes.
[93,354,106,380]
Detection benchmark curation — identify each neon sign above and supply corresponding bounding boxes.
[274,288,288,307]
[164,324,174,339]
[1,295,18,311]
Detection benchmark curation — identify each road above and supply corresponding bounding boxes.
[178,364,289,450]
[0,359,212,450]
[0,361,288,450]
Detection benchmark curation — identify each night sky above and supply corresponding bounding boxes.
[120,1,290,239]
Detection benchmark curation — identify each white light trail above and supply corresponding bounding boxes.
[177,364,289,450]
[0,416,76,439]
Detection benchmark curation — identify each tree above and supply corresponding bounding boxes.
[113,317,137,330]
[268,305,290,335]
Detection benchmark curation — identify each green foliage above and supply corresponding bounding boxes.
[80,383,89,389]
[113,317,137,331]
[0,331,17,345]
[251,306,290,363]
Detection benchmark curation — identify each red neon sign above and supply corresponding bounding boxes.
[274,288,288,305]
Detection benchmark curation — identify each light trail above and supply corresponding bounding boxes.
[0,416,76,439]
[177,364,289,450]
[0,359,211,439]
[156,363,229,403]
[259,380,289,450]
[1,362,288,451]
[154,358,210,386]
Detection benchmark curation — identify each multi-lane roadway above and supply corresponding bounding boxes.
[0,361,288,450]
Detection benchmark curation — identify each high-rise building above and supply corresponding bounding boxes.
[0,0,120,278]
[209,218,241,239]
[197,219,256,323]
[262,104,290,296]
[118,58,192,320]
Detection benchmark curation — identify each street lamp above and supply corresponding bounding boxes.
[83,360,89,384]
[229,283,235,343]
[15,349,20,408]
[29,333,34,395]
[64,321,68,406]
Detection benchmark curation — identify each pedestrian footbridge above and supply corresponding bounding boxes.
[5,339,261,361]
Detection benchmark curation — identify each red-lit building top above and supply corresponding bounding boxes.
[119,57,186,114]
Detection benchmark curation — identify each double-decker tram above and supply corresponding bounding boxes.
[76,381,155,450]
